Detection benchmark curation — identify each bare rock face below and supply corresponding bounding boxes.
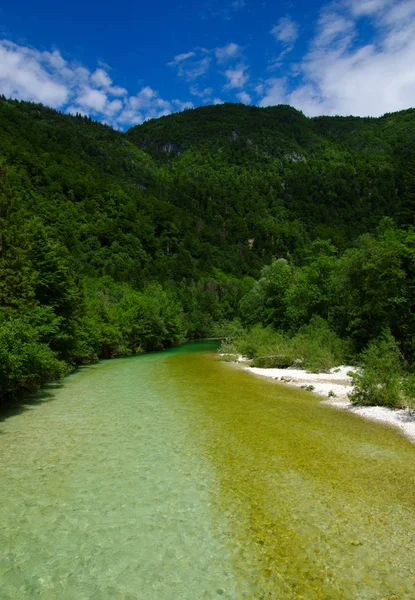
[162,142,183,154]
[284,151,307,162]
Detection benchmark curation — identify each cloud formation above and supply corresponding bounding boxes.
[215,42,241,63]
[0,39,190,127]
[223,64,249,89]
[271,17,299,45]
[2,0,415,125]
[168,51,212,81]
[236,91,251,103]
[0,42,69,107]
[260,0,415,116]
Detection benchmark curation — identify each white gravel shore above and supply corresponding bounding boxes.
[233,356,415,444]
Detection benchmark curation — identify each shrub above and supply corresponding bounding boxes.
[251,354,295,368]
[235,325,286,359]
[402,374,415,410]
[0,317,66,403]
[221,318,350,372]
[290,316,350,372]
[349,329,403,407]
[212,319,245,343]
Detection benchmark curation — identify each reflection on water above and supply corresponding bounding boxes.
[1,343,415,599]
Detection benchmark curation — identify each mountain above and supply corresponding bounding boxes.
[127,103,415,248]
[0,97,414,402]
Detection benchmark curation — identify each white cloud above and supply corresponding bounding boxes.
[271,17,299,45]
[168,51,196,65]
[259,78,288,107]
[118,86,175,124]
[213,97,224,104]
[77,87,108,112]
[190,85,213,98]
[107,85,128,97]
[91,68,112,88]
[44,50,67,70]
[348,0,388,17]
[383,0,415,24]
[223,64,249,89]
[312,11,355,49]
[0,41,69,107]
[129,86,157,108]
[117,108,144,125]
[106,99,123,115]
[172,99,194,111]
[260,0,415,117]
[237,91,251,104]
[168,49,211,81]
[0,39,191,127]
[183,57,211,80]
[215,42,241,63]
[90,68,127,96]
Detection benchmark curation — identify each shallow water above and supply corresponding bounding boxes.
[1,342,415,599]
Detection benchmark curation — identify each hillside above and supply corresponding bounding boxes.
[0,98,414,403]
[127,103,415,247]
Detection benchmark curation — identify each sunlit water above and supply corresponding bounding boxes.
[1,342,414,599]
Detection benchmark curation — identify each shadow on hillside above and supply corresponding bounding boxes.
[0,382,65,431]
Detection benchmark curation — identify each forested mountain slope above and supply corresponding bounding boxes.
[0,97,414,404]
[127,103,415,247]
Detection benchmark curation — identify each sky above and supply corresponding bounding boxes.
[1,0,415,129]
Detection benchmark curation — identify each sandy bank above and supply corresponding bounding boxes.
[231,356,415,444]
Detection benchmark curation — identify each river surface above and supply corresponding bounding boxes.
[1,342,415,599]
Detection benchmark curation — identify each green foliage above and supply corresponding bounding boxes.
[0,98,414,404]
[331,222,411,351]
[238,222,415,369]
[402,374,415,410]
[239,259,293,328]
[290,317,351,372]
[0,315,66,403]
[350,330,403,407]
[224,318,349,372]
[233,325,287,360]
[211,318,245,343]
[116,284,186,351]
[78,278,186,357]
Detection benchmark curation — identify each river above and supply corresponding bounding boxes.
[1,342,414,599]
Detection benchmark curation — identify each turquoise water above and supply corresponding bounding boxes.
[1,342,415,598]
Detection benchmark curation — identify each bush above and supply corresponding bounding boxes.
[221,318,350,372]
[349,330,403,407]
[251,354,296,368]
[402,373,415,410]
[212,319,245,343]
[0,317,66,403]
[234,325,286,359]
[82,278,186,357]
[290,316,351,372]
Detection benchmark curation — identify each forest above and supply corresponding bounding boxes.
[0,97,414,407]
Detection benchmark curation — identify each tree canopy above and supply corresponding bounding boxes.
[0,97,414,403]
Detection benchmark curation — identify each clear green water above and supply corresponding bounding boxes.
[1,342,415,599]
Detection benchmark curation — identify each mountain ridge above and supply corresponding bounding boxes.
[0,97,414,402]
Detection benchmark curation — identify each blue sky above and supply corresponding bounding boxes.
[1,0,415,128]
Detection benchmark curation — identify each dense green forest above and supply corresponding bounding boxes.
[1,97,414,406]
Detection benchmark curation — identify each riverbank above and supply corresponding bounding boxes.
[229,356,415,444]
